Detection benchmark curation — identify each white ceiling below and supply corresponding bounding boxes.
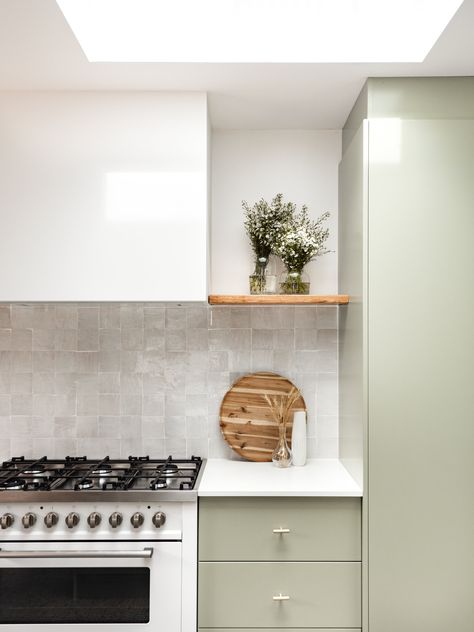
[0,0,473,129]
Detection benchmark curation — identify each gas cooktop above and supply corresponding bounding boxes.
[0,455,204,502]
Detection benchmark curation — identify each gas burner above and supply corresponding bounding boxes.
[23,465,46,475]
[0,477,26,490]
[161,463,179,476]
[76,478,94,490]
[92,463,112,475]
[150,478,168,490]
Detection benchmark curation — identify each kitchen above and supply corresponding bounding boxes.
[0,1,473,631]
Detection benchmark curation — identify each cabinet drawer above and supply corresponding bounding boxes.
[199,497,361,561]
[199,561,361,628]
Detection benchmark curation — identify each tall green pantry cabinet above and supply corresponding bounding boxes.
[339,78,474,632]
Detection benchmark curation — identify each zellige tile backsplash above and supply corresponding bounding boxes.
[0,304,338,460]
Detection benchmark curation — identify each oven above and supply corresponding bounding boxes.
[0,456,203,632]
[0,540,181,631]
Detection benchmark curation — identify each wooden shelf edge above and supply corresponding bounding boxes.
[208,294,350,305]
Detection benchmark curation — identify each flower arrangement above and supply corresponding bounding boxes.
[242,193,294,293]
[242,193,331,294]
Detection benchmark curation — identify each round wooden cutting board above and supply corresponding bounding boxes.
[219,372,306,462]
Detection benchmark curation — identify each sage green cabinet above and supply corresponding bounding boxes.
[199,497,361,561]
[339,78,474,632]
[198,497,362,630]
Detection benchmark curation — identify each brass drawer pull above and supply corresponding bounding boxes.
[273,527,290,534]
[273,593,290,601]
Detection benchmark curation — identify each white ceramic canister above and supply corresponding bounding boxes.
[291,410,307,466]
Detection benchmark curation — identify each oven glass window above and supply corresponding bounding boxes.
[0,567,150,624]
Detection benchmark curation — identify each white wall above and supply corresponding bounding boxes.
[211,130,341,294]
[0,92,208,301]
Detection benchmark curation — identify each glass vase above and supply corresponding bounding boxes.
[249,256,268,294]
[272,422,292,468]
[279,268,310,295]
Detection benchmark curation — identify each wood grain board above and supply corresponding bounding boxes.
[220,372,306,462]
[209,294,349,305]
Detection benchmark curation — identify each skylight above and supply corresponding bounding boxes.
[56,0,463,63]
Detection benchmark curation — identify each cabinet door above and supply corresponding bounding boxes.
[199,497,361,561]
[0,93,208,301]
[199,561,361,628]
[368,119,474,632]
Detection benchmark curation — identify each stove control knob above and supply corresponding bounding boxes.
[44,512,59,528]
[152,511,166,528]
[65,512,80,529]
[109,512,123,528]
[87,512,102,528]
[131,512,145,529]
[22,512,37,529]
[0,513,14,529]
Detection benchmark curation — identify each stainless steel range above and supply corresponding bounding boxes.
[0,455,204,631]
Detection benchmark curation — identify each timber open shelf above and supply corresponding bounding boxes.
[208,294,349,305]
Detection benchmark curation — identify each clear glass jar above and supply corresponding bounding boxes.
[279,268,310,294]
[272,422,292,468]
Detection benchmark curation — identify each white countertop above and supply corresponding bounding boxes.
[198,458,362,497]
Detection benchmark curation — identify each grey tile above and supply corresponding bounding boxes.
[141,437,165,455]
[31,416,54,438]
[165,329,186,352]
[0,373,11,394]
[164,416,186,438]
[54,351,75,372]
[11,305,34,329]
[11,394,32,415]
[209,329,251,351]
[230,306,251,328]
[251,306,294,329]
[121,394,142,415]
[55,373,76,395]
[33,372,55,394]
[0,395,11,415]
[294,306,319,328]
[209,306,232,329]
[144,329,165,351]
[121,351,140,373]
[120,306,143,329]
[11,373,32,394]
[165,393,185,417]
[99,329,121,350]
[12,329,33,350]
[251,329,273,350]
[78,307,99,329]
[186,350,209,371]
[54,417,76,438]
[56,305,78,329]
[99,305,120,329]
[208,350,228,371]
[98,416,121,437]
[120,372,142,394]
[316,329,338,350]
[77,392,99,415]
[99,393,121,415]
[165,307,186,330]
[75,352,99,374]
[121,328,143,350]
[295,350,319,373]
[12,351,32,373]
[185,394,208,416]
[120,416,141,439]
[99,350,121,372]
[273,350,295,375]
[99,372,121,393]
[295,329,319,350]
[228,351,251,373]
[186,437,209,458]
[10,416,32,437]
[142,417,165,438]
[143,373,166,394]
[0,306,11,328]
[75,374,99,395]
[316,373,338,415]
[187,329,208,351]
[143,394,165,416]
[165,437,187,455]
[316,306,338,329]
[55,330,77,351]
[185,372,208,395]
[0,351,12,371]
[76,416,98,438]
[186,306,208,329]
[274,329,295,349]
[53,438,78,455]
[142,351,165,373]
[54,394,76,416]
[251,350,274,372]
[32,329,54,350]
[185,415,207,438]
[316,349,337,372]
[32,394,56,417]
[78,329,99,351]
[144,307,165,329]
[32,306,56,329]
[0,329,11,350]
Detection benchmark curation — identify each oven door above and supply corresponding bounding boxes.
[0,540,181,631]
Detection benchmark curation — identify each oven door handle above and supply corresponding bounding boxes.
[0,547,154,559]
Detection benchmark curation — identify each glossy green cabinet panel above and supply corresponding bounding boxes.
[199,561,361,628]
[199,497,361,561]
